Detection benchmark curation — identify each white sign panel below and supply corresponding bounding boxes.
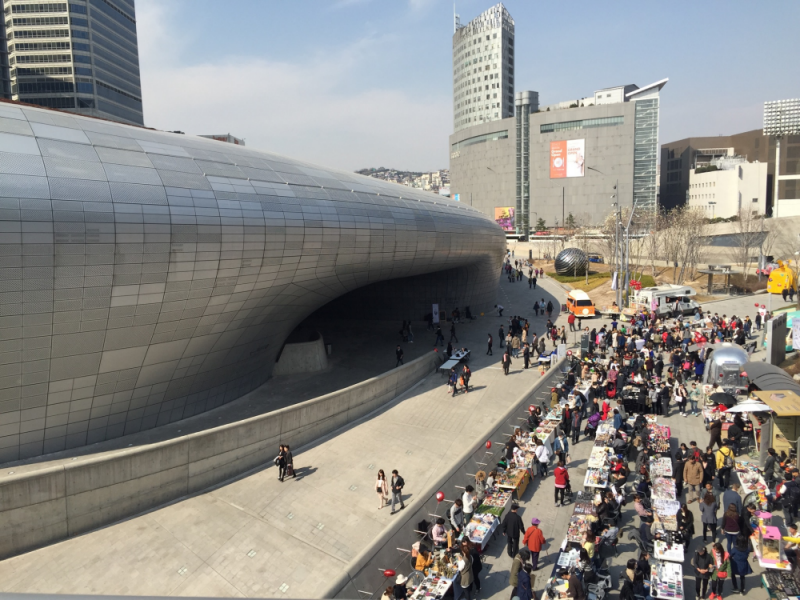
[793,320,800,350]
[432,304,439,324]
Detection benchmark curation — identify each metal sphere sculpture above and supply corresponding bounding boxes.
[554,248,589,276]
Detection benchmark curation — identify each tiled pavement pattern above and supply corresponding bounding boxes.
[0,102,504,462]
[0,264,567,597]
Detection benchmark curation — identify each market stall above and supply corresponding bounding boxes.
[752,525,791,571]
[406,550,459,600]
[496,468,530,499]
[650,561,684,600]
[653,540,684,563]
[734,459,772,510]
[761,570,800,600]
[649,456,673,477]
[464,512,499,552]
[750,390,800,457]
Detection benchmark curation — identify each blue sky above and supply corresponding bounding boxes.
[137,0,800,172]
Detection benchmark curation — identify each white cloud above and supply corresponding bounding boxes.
[136,0,451,172]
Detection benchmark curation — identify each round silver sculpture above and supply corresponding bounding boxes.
[554,248,589,276]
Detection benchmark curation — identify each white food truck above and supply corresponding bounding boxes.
[631,284,701,318]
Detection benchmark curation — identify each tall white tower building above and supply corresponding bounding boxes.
[452,3,514,133]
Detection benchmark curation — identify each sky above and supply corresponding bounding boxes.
[136,0,800,173]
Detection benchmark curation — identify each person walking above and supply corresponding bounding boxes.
[533,301,540,316]
[684,454,704,503]
[729,533,752,594]
[509,548,531,600]
[716,441,736,488]
[571,408,582,445]
[546,300,554,318]
[523,518,546,570]
[450,323,459,344]
[535,438,550,477]
[517,564,534,600]
[284,444,294,479]
[395,345,404,367]
[376,469,389,509]
[462,365,471,393]
[276,444,287,481]
[693,545,713,600]
[721,502,742,551]
[502,349,512,375]
[434,326,444,347]
[390,469,405,514]
[709,542,731,600]
[462,485,476,524]
[467,541,483,593]
[532,275,537,290]
[700,490,719,542]
[499,325,505,347]
[554,460,569,506]
[502,502,525,558]
[523,343,531,369]
[708,416,724,449]
[568,312,576,332]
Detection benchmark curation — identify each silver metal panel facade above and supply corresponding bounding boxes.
[0,103,505,461]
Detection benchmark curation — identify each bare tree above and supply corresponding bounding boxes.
[642,209,665,280]
[731,208,763,283]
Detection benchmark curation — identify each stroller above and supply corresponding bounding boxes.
[563,479,575,504]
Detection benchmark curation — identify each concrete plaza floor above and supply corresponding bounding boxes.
[0,266,793,599]
[0,270,568,597]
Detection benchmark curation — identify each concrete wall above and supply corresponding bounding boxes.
[323,358,568,600]
[272,333,328,376]
[0,350,440,560]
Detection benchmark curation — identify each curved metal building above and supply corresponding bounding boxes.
[0,103,505,461]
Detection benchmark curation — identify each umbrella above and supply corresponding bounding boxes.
[724,401,771,413]
[709,392,737,407]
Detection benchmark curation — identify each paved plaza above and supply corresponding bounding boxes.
[0,268,566,598]
[0,264,794,599]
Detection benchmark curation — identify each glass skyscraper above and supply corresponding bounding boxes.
[452,3,514,133]
[3,0,143,125]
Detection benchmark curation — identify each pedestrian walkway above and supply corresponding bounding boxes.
[0,272,568,598]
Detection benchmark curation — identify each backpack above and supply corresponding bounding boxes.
[723,449,734,468]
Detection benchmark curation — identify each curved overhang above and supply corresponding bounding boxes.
[0,103,505,461]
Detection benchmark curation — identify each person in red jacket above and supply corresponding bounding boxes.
[523,517,547,570]
[568,312,576,332]
[554,460,570,506]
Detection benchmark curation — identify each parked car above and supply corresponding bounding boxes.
[588,254,604,264]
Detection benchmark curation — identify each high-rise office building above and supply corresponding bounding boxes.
[3,0,144,125]
[452,3,514,133]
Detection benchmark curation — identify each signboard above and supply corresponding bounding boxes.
[494,207,515,231]
[550,139,585,178]
[432,304,439,324]
[793,320,800,350]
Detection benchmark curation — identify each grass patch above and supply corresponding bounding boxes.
[547,271,610,284]
[546,272,656,292]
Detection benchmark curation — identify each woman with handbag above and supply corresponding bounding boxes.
[709,542,730,599]
[376,469,389,509]
[728,533,753,594]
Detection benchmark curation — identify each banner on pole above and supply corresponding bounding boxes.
[611,272,618,291]
[432,304,440,324]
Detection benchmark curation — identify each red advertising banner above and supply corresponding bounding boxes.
[550,141,567,179]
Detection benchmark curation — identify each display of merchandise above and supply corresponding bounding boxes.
[567,514,594,543]
[588,446,611,469]
[763,570,800,597]
[649,457,673,477]
[652,477,677,501]
[572,491,598,516]
[465,513,498,545]
[584,467,608,487]
[651,562,683,599]
[497,469,525,489]
[479,490,512,509]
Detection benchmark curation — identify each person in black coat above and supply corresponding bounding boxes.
[674,450,686,498]
[502,503,525,558]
